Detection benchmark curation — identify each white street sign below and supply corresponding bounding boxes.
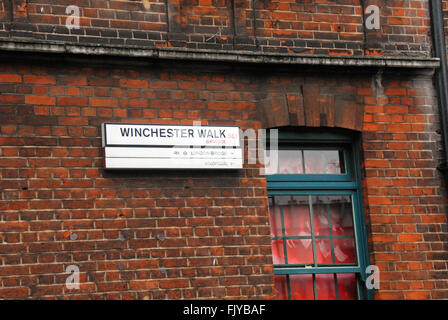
[101,123,243,170]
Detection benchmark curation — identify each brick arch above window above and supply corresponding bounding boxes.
[255,81,365,132]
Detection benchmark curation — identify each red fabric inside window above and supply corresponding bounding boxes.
[290,275,314,300]
[286,239,313,265]
[268,202,282,238]
[271,240,285,264]
[283,200,311,237]
[337,273,358,300]
[269,195,359,300]
[315,274,336,300]
[274,273,358,300]
[313,203,330,236]
[283,201,313,265]
[330,202,354,236]
[334,238,356,264]
[273,275,288,300]
[315,239,333,264]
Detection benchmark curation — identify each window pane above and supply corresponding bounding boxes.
[264,150,278,175]
[337,273,358,300]
[333,238,357,264]
[268,197,282,237]
[269,196,313,265]
[315,239,332,265]
[271,240,285,264]
[290,274,314,300]
[330,196,354,236]
[283,196,311,237]
[315,274,336,300]
[266,148,347,175]
[286,239,314,265]
[304,150,345,174]
[312,198,330,236]
[312,195,357,266]
[278,150,303,174]
[313,195,354,236]
[275,273,359,300]
[273,275,288,300]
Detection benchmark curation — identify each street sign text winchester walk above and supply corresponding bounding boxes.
[101,123,243,169]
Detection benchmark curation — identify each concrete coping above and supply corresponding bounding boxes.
[0,38,440,69]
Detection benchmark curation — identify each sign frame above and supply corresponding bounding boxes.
[101,123,243,170]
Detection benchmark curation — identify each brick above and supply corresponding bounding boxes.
[0,221,28,232]
[25,96,56,105]
[60,77,87,86]
[0,95,23,104]
[398,234,424,242]
[120,79,148,88]
[58,97,88,106]
[129,280,158,290]
[0,287,29,299]
[90,98,118,107]
[0,74,22,83]
[385,88,407,96]
[24,75,55,85]
[160,279,189,289]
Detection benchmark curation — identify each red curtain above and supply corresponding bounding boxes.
[273,275,288,300]
[337,274,358,300]
[313,203,329,236]
[330,201,356,264]
[316,239,332,264]
[330,202,354,236]
[315,274,336,300]
[268,203,282,238]
[286,239,313,265]
[283,203,313,265]
[271,240,285,264]
[334,238,356,264]
[283,203,311,237]
[269,196,358,300]
[290,275,314,300]
[274,273,358,300]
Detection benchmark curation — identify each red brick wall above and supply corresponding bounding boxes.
[0,0,432,57]
[0,57,447,299]
[361,71,448,299]
[0,59,272,299]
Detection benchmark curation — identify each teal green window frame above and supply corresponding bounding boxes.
[266,129,373,300]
